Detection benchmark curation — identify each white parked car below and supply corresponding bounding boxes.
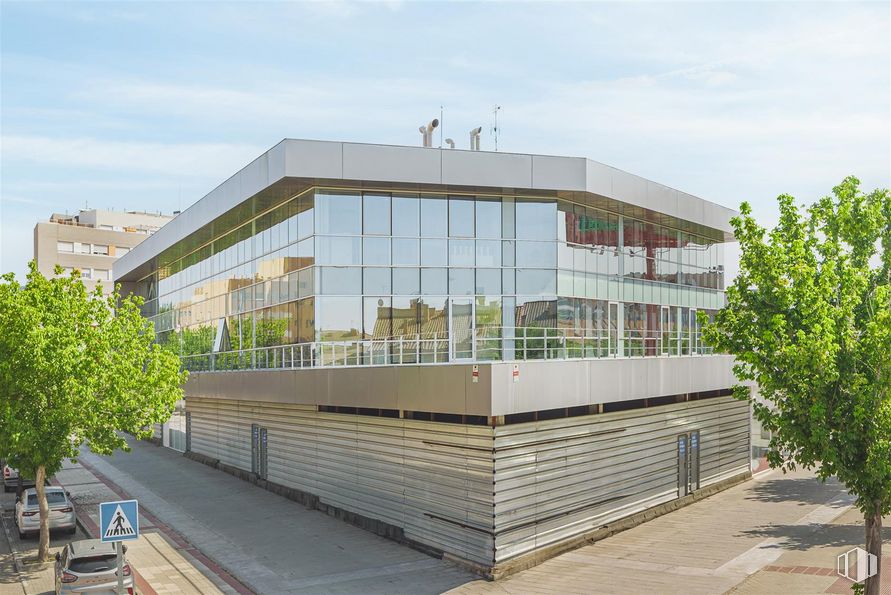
[3,464,36,492]
[15,487,77,539]
[55,539,134,595]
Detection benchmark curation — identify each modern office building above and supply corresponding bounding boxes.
[115,139,750,577]
[34,209,173,294]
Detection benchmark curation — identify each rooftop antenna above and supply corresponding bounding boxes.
[492,105,502,151]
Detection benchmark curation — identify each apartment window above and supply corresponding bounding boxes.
[92,244,109,256]
[78,243,90,254]
[80,268,92,279]
[117,246,130,256]
[95,269,110,281]
[57,241,74,253]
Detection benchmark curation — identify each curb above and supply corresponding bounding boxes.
[49,475,157,595]
[77,458,254,595]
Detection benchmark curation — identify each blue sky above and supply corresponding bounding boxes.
[2,1,889,280]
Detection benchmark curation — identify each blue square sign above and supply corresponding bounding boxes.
[99,499,139,542]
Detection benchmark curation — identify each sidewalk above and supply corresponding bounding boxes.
[79,438,476,594]
[52,458,240,595]
[72,437,889,595]
[447,468,888,595]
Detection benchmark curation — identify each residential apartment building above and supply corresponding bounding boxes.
[34,209,173,293]
[115,139,750,577]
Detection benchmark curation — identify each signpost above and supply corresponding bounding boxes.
[99,499,139,595]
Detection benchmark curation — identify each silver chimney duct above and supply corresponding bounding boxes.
[419,119,439,147]
[469,126,482,151]
[445,138,455,149]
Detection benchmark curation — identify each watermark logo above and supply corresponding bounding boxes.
[837,547,878,583]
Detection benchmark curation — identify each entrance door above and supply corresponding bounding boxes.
[449,298,475,360]
[677,431,701,496]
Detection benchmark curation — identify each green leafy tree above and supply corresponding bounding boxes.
[0,262,186,561]
[703,177,890,595]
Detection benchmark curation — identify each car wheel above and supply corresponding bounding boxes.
[18,530,26,540]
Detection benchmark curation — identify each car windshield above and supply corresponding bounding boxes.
[26,492,66,506]
[68,554,117,574]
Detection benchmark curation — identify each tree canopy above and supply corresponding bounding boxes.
[703,176,890,593]
[0,262,186,559]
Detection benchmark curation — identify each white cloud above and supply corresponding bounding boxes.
[1,136,265,179]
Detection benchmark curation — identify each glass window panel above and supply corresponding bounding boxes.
[449,239,475,266]
[557,270,574,296]
[418,295,448,340]
[502,240,515,266]
[296,237,314,269]
[363,297,391,340]
[297,297,314,342]
[420,268,447,295]
[475,198,502,239]
[514,296,557,329]
[393,268,420,294]
[476,268,501,295]
[515,198,557,240]
[316,296,361,341]
[448,268,474,295]
[391,297,419,338]
[316,191,361,235]
[57,241,73,253]
[392,238,419,266]
[502,268,515,294]
[316,236,361,265]
[448,196,474,237]
[421,239,448,266]
[363,193,390,235]
[320,267,362,295]
[363,267,391,295]
[557,242,575,270]
[516,269,557,295]
[298,193,314,240]
[475,240,501,268]
[286,271,299,301]
[516,241,556,267]
[392,194,420,237]
[298,267,314,298]
[363,237,390,265]
[420,195,447,237]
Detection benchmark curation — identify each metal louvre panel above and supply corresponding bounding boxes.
[493,396,749,563]
[186,397,496,566]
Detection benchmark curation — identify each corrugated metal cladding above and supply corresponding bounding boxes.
[186,397,496,566]
[186,395,748,569]
[492,396,749,562]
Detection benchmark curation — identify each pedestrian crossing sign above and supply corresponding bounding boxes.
[99,499,139,542]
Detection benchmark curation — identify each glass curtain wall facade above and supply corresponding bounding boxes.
[138,188,725,369]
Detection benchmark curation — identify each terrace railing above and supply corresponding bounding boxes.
[180,326,714,372]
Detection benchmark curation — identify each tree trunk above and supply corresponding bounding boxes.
[864,505,882,595]
[34,466,50,562]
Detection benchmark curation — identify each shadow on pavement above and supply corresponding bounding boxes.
[737,520,891,551]
[745,475,845,506]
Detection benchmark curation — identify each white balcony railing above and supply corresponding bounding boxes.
[179,326,714,372]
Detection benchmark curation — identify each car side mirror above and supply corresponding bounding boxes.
[65,491,71,498]
[55,552,60,562]
[14,496,20,503]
